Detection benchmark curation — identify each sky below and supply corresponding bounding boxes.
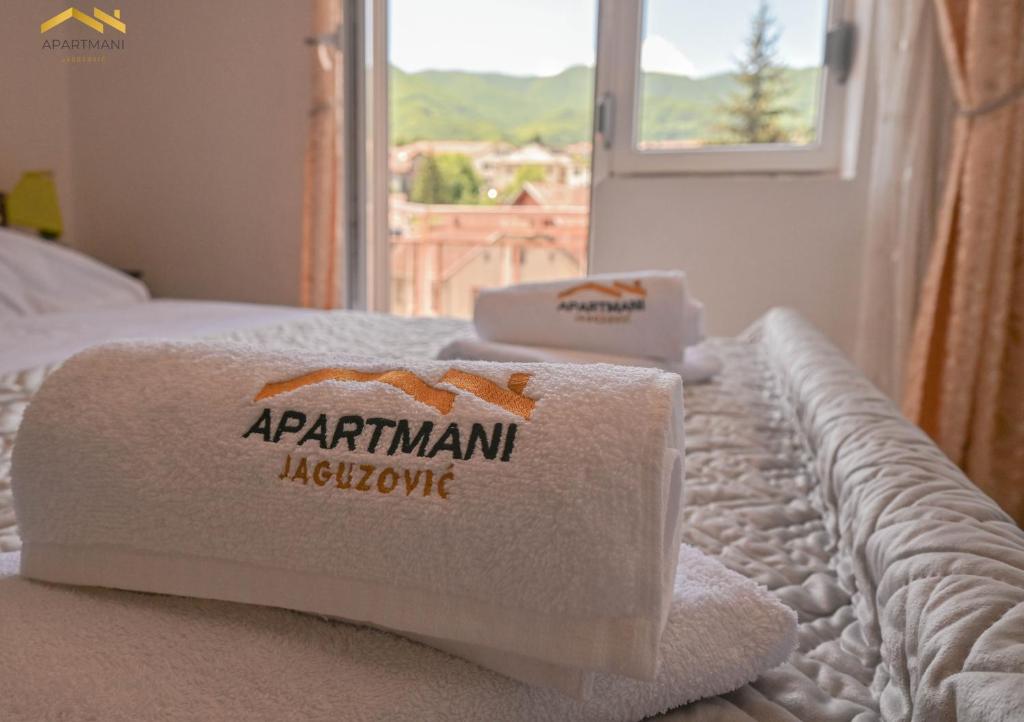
[389,0,829,78]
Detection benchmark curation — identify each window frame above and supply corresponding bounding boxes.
[362,0,602,313]
[597,0,851,175]
[361,0,390,312]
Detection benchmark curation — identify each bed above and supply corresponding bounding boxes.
[2,230,1023,720]
[0,227,314,373]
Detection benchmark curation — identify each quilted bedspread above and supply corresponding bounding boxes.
[1,308,1022,721]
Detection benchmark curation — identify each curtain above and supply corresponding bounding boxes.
[904,0,1024,522]
[300,0,344,309]
[853,0,952,399]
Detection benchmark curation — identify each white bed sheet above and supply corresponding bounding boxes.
[0,299,315,373]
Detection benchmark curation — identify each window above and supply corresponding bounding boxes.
[380,0,598,318]
[353,0,861,312]
[596,0,852,174]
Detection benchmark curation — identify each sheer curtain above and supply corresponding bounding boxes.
[300,0,344,309]
[854,0,952,399]
[904,0,1024,523]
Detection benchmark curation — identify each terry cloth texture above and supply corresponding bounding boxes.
[0,544,797,722]
[473,270,704,360]
[6,308,1022,719]
[12,343,684,684]
[437,337,723,384]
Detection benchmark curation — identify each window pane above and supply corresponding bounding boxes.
[637,0,829,150]
[388,0,596,318]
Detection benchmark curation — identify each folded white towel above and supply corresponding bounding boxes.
[0,545,797,721]
[438,337,724,385]
[12,341,685,683]
[474,271,704,361]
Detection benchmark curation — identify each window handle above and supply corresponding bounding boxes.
[304,25,343,49]
[596,92,615,149]
[825,21,856,85]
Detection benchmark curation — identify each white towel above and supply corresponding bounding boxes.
[438,337,724,384]
[473,271,704,361]
[12,341,685,683]
[0,545,797,721]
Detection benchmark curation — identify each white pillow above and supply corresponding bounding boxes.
[0,227,149,318]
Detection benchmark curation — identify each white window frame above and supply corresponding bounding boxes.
[364,0,390,312]
[350,0,390,312]
[596,0,853,175]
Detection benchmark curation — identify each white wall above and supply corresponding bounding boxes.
[588,0,878,356]
[63,0,311,305]
[0,4,76,244]
[590,170,870,354]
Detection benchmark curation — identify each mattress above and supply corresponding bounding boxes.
[1,308,1022,720]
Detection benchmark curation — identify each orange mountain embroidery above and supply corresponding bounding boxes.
[255,369,456,414]
[254,368,535,419]
[557,281,646,299]
[440,369,536,420]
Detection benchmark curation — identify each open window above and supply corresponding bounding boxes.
[355,0,597,316]
[350,0,864,313]
[594,0,856,174]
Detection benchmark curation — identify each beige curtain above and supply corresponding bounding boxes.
[854,0,952,399]
[904,0,1024,523]
[300,0,344,309]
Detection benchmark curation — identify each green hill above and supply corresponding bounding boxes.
[390,65,822,149]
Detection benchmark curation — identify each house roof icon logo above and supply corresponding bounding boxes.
[41,7,126,34]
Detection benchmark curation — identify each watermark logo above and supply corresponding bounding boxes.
[40,7,126,61]
[41,7,126,34]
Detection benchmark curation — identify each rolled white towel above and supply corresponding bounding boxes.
[12,341,685,683]
[474,271,704,361]
[438,337,723,384]
[0,545,798,719]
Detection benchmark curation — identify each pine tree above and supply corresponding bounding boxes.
[716,1,793,144]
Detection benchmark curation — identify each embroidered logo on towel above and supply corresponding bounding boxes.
[254,368,534,419]
[242,369,536,500]
[556,280,646,323]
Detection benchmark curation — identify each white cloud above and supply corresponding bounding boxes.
[641,34,697,77]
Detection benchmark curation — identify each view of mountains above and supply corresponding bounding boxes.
[391,64,822,149]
